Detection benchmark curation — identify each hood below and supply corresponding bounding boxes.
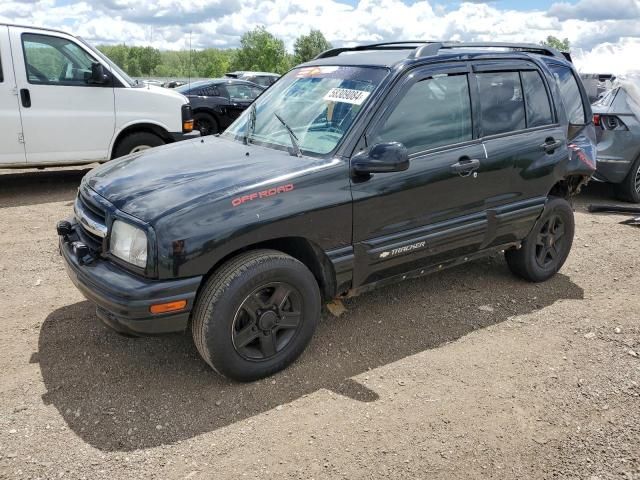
[143,84,189,103]
[85,136,332,223]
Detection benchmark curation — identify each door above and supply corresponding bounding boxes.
[221,83,262,121]
[473,65,568,244]
[10,28,115,165]
[0,26,26,166]
[351,65,515,287]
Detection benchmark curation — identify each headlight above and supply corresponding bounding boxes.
[110,220,148,268]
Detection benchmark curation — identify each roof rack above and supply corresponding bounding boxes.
[314,41,567,61]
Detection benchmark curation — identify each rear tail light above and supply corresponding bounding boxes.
[595,114,628,131]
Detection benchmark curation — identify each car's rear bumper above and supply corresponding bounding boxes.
[594,156,632,183]
[59,223,202,335]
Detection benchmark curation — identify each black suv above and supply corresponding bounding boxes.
[58,42,596,381]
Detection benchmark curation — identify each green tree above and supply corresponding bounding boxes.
[293,30,332,65]
[233,26,291,74]
[541,36,570,52]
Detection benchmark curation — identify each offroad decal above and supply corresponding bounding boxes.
[379,241,426,258]
[323,87,370,105]
[231,184,294,207]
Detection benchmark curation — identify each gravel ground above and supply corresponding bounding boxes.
[0,168,638,479]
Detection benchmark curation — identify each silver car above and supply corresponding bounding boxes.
[592,84,640,202]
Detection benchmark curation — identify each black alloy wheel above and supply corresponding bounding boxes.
[232,282,303,360]
[534,214,566,269]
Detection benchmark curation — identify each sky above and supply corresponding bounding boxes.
[1,0,639,74]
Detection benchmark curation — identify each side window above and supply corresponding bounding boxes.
[0,52,3,82]
[22,33,97,86]
[225,84,253,100]
[250,86,263,99]
[547,64,586,125]
[373,74,472,154]
[521,70,554,127]
[476,71,526,136]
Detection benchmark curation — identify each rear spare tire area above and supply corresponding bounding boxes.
[505,196,575,282]
[191,249,321,382]
[113,131,164,158]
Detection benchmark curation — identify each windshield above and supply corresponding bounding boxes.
[222,66,388,156]
[77,37,137,87]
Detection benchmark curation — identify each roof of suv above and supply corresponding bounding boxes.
[303,41,571,69]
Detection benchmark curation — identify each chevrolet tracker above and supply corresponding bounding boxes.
[57,42,596,381]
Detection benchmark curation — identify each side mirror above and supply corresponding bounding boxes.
[89,63,109,85]
[351,142,409,175]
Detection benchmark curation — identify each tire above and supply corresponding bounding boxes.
[505,196,575,282]
[191,249,321,382]
[193,112,219,136]
[614,156,640,203]
[113,132,164,159]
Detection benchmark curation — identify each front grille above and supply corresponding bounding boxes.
[74,192,107,252]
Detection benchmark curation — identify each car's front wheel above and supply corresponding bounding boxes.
[191,250,321,381]
[505,196,575,282]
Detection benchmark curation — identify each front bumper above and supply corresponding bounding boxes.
[59,223,202,335]
[170,130,200,142]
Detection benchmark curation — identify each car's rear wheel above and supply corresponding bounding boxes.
[191,250,321,381]
[505,196,575,282]
[194,112,219,136]
[614,156,640,203]
[113,132,164,158]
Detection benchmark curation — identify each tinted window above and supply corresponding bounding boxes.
[548,64,586,124]
[477,72,526,136]
[0,52,3,82]
[22,33,98,86]
[225,84,260,101]
[373,74,472,154]
[201,85,221,96]
[521,70,553,127]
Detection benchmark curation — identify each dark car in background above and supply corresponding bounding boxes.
[225,71,280,87]
[176,79,265,135]
[592,82,640,202]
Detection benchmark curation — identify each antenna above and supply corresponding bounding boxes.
[188,31,192,87]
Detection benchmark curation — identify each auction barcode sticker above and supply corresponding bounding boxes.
[323,88,371,105]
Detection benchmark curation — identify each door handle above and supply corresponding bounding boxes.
[540,138,563,153]
[20,89,31,108]
[450,158,480,176]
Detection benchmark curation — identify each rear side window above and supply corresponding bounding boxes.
[373,74,472,154]
[521,71,553,127]
[547,64,586,125]
[476,71,526,136]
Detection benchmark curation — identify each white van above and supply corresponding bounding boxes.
[0,24,198,167]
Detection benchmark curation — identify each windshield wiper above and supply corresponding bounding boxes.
[244,102,256,145]
[274,112,302,157]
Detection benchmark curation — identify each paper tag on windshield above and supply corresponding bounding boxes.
[323,88,370,105]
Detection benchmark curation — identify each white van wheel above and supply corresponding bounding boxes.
[113,132,164,159]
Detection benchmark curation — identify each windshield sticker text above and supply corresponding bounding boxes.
[232,184,294,207]
[323,88,371,105]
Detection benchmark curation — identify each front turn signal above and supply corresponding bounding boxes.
[150,300,187,314]
[183,119,194,132]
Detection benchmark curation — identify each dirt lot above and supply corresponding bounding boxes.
[0,168,638,480]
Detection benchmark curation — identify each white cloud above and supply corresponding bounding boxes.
[1,0,639,74]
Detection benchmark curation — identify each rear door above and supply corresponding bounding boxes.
[473,63,567,244]
[351,64,515,287]
[0,26,26,166]
[10,27,115,165]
